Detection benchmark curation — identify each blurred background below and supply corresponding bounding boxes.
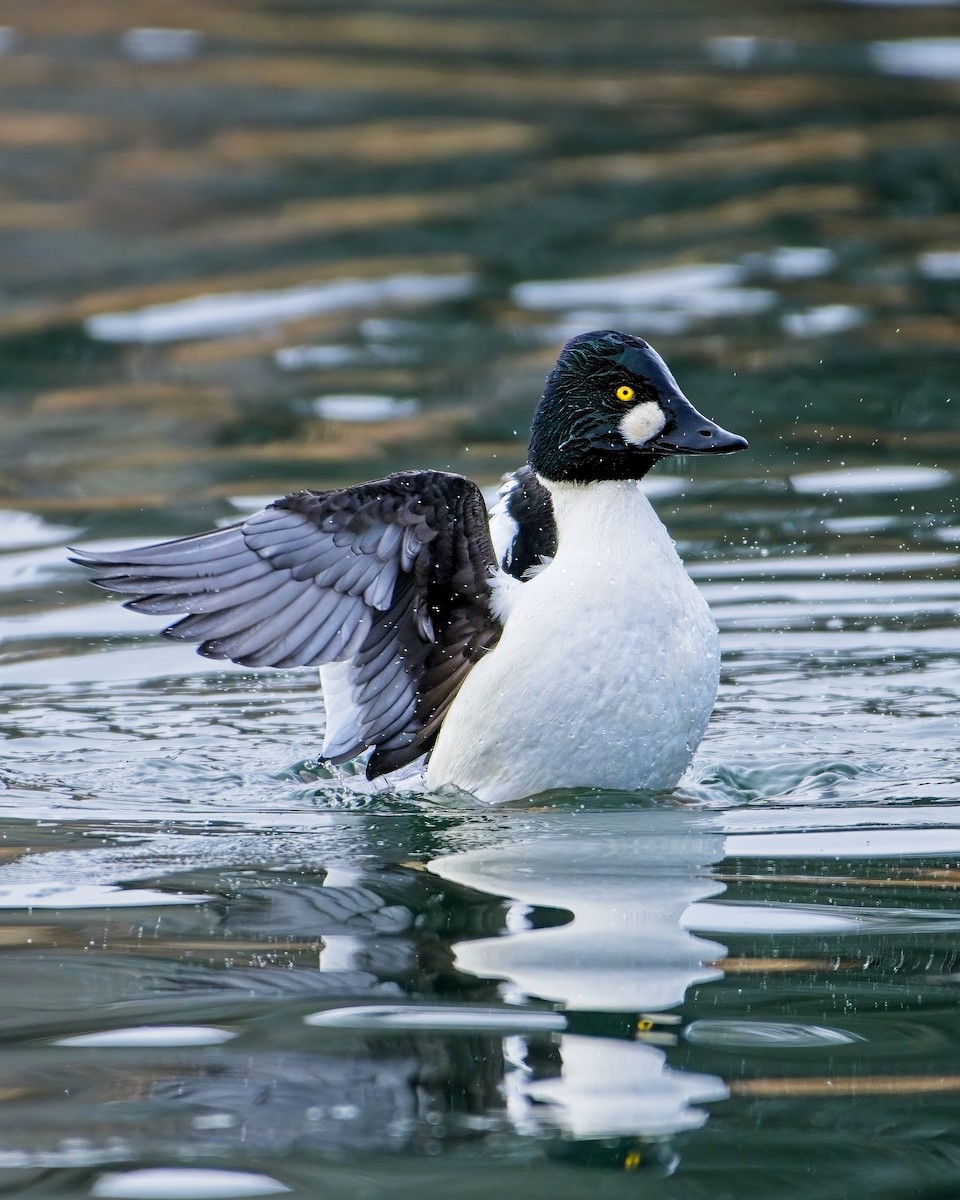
[0,0,957,525]
[2,4,960,1199]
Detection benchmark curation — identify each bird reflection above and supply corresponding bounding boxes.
[429,809,729,1146]
[0,811,731,1175]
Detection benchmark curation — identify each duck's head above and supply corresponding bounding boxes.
[527,330,748,484]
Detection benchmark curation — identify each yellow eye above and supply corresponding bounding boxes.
[615,385,635,402]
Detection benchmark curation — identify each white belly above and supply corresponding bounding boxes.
[426,481,720,804]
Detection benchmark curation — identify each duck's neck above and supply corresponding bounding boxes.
[541,477,676,565]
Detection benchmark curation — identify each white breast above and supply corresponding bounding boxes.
[426,480,719,804]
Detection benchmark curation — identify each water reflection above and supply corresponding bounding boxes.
[0,807,735,1171]
[85,273,476,344]
[869,37,960,79]
[431,811,726,1011]
[1,799,960,1189]
[430,812,729,1143]
[119,28,203,65]
[92,1169,291,1199]
[513,261,778,341]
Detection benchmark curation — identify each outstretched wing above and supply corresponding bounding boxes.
[71,471,501,777]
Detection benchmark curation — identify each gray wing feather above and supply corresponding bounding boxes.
[204,581,322,662]
[376,524,403,561]
[126,566,279,615]
[293,595,370,667]
[400,527,421,572]
[71,470,501,778]
[287,543,353,580]
[81,529,249,567]
[160,577,298,644]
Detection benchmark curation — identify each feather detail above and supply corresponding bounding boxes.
[71,471,501,776]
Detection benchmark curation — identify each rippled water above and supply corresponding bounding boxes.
[1,1,960,1197]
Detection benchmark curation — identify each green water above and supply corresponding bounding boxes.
[1,1,960,1197]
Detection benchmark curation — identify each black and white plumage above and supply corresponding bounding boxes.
[73,473,499,777]
[489,465,557,581]
[73,330,747,804]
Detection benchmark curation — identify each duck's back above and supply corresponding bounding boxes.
[426,480,719,803]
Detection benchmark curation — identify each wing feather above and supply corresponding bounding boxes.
[376,524,403,561]
[72,470,501,777]
[318,661,363,760]
[296,596,370,667]
[125,566,280,615]
[363,677,416,742]
[287,543,353,580]
[78,528,245,567]
[92,549,257,588]
[218,583,325,665]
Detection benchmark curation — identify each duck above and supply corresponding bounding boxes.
[72,330,747,805]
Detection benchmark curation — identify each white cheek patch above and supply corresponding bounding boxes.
[619,401,666,447]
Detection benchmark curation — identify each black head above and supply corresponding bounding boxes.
[527,330,747,484]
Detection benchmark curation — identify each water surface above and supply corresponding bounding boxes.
[1,1,960,1197]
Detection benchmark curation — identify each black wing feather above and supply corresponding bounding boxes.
[71,471,500,777]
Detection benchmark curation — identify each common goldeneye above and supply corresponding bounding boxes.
[73,330,747,804]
